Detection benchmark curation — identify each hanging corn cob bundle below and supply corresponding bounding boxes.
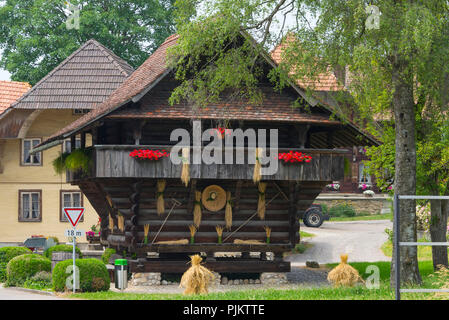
[117,214,125,232]
[156,179,166,215]
[264,226,271,244]
[189,225,197,244]
[143,224,150,244]
[225,190,232,230]
[215,225,224,244]
[257,182,267,220]
[193,190,202,228]
[180,254,215,295]
[327,254,364,287]
[108,215,114,231]
[253,147,263,183]
[181,147,190,186]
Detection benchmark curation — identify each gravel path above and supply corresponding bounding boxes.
[285,220,392,266]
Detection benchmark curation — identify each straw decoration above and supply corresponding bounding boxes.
[253,147,263,183]
[144,224,150,244]
[181,147,190,186]
[117,214,125,232]
[193,190,202,228]
[327,254,364,287]
[257,182,267,220]
[215,225,224,244]
[180,254,215,295]
[108,215,114,231]
[189,225,197,244]
[264,226,271,244]
[156,179,166,215]
[225,190,232,230]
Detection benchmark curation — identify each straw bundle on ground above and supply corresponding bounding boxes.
[253,148,263,183]
[181,147,190,186]
[257,182,267,220]
[180,255,215,295]
[264,226,271,244]
[193,191,202,228]
[225,191,232,230]
[156,179,166,215]
[117,214,125,232]
[144,224,150,244]
[215,225,224,243]
[156,239,189,244]
[108,215,114,231]
[189,225,197,244]
[233,239,264,244]
[327,254,363,287]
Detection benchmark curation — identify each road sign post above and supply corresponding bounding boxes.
[63,207,85,294]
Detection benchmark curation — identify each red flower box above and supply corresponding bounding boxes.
[129,149,170,160]
[278,151,312,163]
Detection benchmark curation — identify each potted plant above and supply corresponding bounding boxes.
[86,219,101,243]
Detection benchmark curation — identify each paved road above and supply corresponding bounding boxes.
[285,220,392,266]
[0,285,65,300]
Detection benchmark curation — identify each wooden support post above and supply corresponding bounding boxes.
[133,121,145,145]
[288,182,300,248]
[70,135,76,152]
[80,132,86,149]
[327,130,335,149]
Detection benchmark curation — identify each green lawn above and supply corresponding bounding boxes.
[70,260,446,300]
[329,212,392,222]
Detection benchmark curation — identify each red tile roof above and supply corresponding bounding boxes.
[0,81,31,115]
[270,38,344,92]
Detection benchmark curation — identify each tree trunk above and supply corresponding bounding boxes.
[430,199,449,270]
[390,56,421,286]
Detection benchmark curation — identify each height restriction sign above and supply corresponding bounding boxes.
[64,208,85,228]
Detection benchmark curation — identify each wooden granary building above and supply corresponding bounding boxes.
[36,34,377,274]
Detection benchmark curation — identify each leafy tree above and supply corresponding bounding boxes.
[367,111,449,270]
[170,0,449,285]
[0,0,176,85]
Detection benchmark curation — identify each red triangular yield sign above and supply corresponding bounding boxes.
[64,208,85,227]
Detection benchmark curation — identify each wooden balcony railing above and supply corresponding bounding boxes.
[67,145,348,182]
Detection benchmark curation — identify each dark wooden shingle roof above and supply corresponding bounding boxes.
[11,39,134,110]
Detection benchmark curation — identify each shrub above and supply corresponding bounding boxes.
[52,258,110,292]
[328,203,357,217]
[5,254,51,286]
[23,271,52,290]
[101,248,116,264]
[43,244,82,260]
[0,246,32,282]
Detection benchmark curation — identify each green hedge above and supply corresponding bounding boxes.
[5,254,51,286]
[0,246,32,282]
[52,258,110,292]
[101,248,116,264]
[43,244,82,260]
[328,203,357,217]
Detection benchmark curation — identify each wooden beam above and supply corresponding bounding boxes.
[288,182,300,248]
[295,124,310,148]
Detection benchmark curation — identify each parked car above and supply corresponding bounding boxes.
[301,204,330,228]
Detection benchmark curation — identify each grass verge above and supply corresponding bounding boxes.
[329,213,392,222]
[70,260,447,300]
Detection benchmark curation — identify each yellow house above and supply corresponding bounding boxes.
[0,40,133,244]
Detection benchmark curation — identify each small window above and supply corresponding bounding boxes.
[62,138,81,153]
[359,163,372,185]
[73,109,90,115]
[60,191,84,222]
[19,190,42,222]
[21,138,42,166]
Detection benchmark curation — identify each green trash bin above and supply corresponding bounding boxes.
[114,259,128,290]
